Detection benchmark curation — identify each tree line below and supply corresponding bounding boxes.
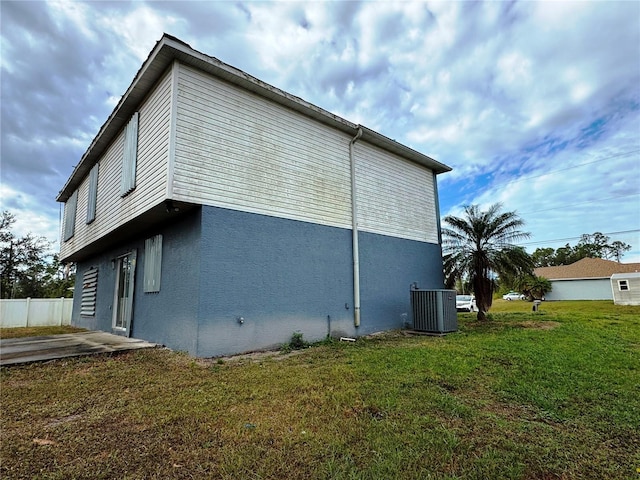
[0,211,75,299]
[532,232,631,267]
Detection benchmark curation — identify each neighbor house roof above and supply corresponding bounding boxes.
[57,34,451,202]
[534,257,640,280]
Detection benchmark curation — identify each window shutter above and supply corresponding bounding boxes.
[144,234,163,293]
[63,190,78,241]
[121,112,139,196]
[81,267,98,316]
[86,163,99,223]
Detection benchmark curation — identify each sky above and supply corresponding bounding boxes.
[1,0,639,263]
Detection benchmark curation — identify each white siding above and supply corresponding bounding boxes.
[356,142,438,244]
[60,69,172,260]
[611,273,640,305]
[172,63,353,229]
[546,279,612,301]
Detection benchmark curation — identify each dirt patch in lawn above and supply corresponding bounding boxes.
[515,321,561,330]
[198,348,308,366]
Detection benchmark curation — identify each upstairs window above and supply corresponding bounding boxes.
[121,112,139,196]
[144,234,163,293]
[86,163,99,224]
[618,280,629,291]
[63,190,78,241]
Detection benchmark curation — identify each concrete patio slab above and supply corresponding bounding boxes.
[0,331,158,366]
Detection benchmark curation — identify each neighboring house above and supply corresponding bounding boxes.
[611,272,640,306]
[56,34,452,357]
[534,258,640,301]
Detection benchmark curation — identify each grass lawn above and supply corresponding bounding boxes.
[1,301,638,479]
[0,326,86,339]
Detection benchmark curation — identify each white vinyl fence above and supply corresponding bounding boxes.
[0,298,73,328]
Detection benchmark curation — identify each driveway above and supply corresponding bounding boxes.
[0,331,157,366]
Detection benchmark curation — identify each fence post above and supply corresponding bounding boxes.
[25,297,31,327]
[59,297,65,326]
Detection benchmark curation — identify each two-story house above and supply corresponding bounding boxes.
[57,34,452,357]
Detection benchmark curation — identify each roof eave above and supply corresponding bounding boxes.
[57,34,452,201]
[359,126,451,174]
[548,276,611,281]
[57,35,175,202]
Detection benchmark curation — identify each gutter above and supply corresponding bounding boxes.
[350,127,363,327]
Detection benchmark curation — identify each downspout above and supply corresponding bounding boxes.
[433,171,447,289]
[350,127,363,327]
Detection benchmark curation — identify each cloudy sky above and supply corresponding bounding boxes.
[2,0,639,262]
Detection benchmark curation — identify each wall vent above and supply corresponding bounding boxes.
[410,289,457,334]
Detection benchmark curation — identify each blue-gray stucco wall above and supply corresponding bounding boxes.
[131,211,201,353]
[196,206,355,357]
[72,205,445,357]
[194,206,445,356]
[358,231,445,335]
[72,210,201,354]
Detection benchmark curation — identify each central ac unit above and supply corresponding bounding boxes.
[410,288,457,334]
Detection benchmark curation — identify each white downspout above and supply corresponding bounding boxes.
[350,127,363,327]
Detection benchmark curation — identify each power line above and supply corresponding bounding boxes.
[517,229,640,247]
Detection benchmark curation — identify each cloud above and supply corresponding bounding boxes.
[1,0,638,263]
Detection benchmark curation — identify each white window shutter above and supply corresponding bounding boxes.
[121,112,139,196]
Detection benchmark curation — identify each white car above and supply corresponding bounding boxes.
[502,292,525,301]
[456,295,476,312]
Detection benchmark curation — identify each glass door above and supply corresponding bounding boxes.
[112,250,136,336]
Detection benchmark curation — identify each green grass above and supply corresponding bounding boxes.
[2,301,639,479]
[0,325,86,339]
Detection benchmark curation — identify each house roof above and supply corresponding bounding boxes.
[534,257,640,280]
[57,34,452,202]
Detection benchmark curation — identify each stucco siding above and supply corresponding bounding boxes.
[72,205,446,358]
[194,206,445,357]
[358,231,445,334]
[72,209,201,354]
[546,278,612,301]
[195,206,354,357]
[173,63,353,230]
[60,69,172,261]
[130,211,201,353]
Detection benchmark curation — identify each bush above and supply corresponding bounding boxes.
[281,331,307,353]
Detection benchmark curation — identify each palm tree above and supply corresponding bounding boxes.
[515,275,552,301]
[442,203,533,321]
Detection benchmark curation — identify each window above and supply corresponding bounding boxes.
[86,163,99,224]
[120,112,139,196]
[144,234,163,293]
[63,190,78,241]
[81,267,98,316]
[618,280,629,291]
